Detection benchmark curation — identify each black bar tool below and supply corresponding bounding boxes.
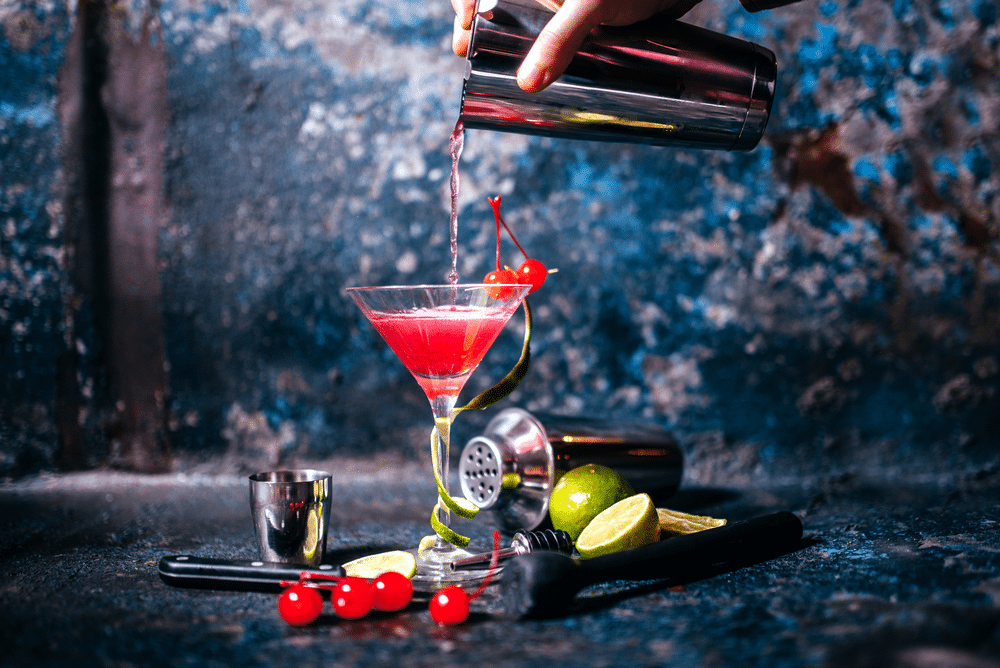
[498,511,804,619]
[158,555,344,592]
[450,529,573,570]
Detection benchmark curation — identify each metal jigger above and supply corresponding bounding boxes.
[249,469,332,567]
[458,408,683,532]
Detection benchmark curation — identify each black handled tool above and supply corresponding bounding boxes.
[158,555,345,592]
[450,529,574,570]
[499,510,804,619]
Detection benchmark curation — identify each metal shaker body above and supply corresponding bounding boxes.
[461,0,776,150]
[459,408,683,532]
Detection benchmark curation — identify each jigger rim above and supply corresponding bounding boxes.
[249,469,332,484]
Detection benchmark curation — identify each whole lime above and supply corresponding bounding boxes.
[548,464,635,543]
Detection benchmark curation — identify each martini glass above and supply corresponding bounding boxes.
[347,283,531,588]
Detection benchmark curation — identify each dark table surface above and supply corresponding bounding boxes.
[1,459,998,668]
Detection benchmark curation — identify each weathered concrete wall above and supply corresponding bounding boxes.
[2,0,998,481]
[1,0,74,473]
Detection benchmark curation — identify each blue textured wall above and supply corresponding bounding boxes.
[2,0,998,481]
[1,0,73,472]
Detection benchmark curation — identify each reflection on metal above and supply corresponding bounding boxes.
[461,0,776,150]
[459,408,683,532]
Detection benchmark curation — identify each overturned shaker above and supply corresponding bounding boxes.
[459,408,683,532]
[461,0,777,150]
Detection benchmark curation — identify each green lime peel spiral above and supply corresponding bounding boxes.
[428,298,532,547]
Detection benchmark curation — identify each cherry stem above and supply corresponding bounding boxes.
[470,530,502,601]
[491,197,502,271]
[300,572,343,583]
[488,196,529,262]
[279,572,343,590]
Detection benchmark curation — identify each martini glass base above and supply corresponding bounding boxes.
[408,544,499,592]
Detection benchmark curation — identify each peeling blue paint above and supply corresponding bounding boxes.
[0,101,55,127]
[973,0,997,25]
[932,155,959,181]
[853,159,879,183]
[882,150,912,186]
[962,144,991,184]
[797,23,838,66]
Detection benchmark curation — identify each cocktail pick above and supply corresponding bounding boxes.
[497,511,804,620]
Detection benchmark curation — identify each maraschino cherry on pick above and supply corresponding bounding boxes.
[482,195,552,297]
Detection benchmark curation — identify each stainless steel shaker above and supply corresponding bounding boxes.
[458,408,683,532]
[460,0,777,150]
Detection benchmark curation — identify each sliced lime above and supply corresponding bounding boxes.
[417,535,437,554]
[656,508,727,536]
[342,550,417,579]
[575,493,660,559]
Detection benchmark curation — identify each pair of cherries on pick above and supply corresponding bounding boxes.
[482,196,549,299]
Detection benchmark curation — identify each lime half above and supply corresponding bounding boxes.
[575,493,660,559]
[341,550,417,579]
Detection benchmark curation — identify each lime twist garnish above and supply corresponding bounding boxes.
[428,298,533,548]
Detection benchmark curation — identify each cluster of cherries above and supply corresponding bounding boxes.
[277,571,414,625]
[277,532,502,627]
[482,195,550,298]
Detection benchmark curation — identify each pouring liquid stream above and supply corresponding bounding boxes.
[448,119,465,285]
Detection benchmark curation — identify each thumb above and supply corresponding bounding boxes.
[516,0,600,92]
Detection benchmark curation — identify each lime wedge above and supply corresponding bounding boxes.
[341,550,417,579]
[575,493,660,559]
[656,508,726,536]
[417,535,437,554]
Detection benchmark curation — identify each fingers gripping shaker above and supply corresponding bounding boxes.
[461,0,777,150]
[458,408,683,532]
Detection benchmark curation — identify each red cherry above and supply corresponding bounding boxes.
[428,585,470,626]
[516,258,547,293]
[483,269,520,300]
[277,585,324,626]
[373,572,414,612]
[331,577,376,620]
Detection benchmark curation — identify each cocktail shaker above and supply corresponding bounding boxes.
[460,0,777,150]
[458,408,683,532]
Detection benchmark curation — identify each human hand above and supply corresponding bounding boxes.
[451,0,703,92]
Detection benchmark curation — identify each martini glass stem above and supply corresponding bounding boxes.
[430,394,458,554]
